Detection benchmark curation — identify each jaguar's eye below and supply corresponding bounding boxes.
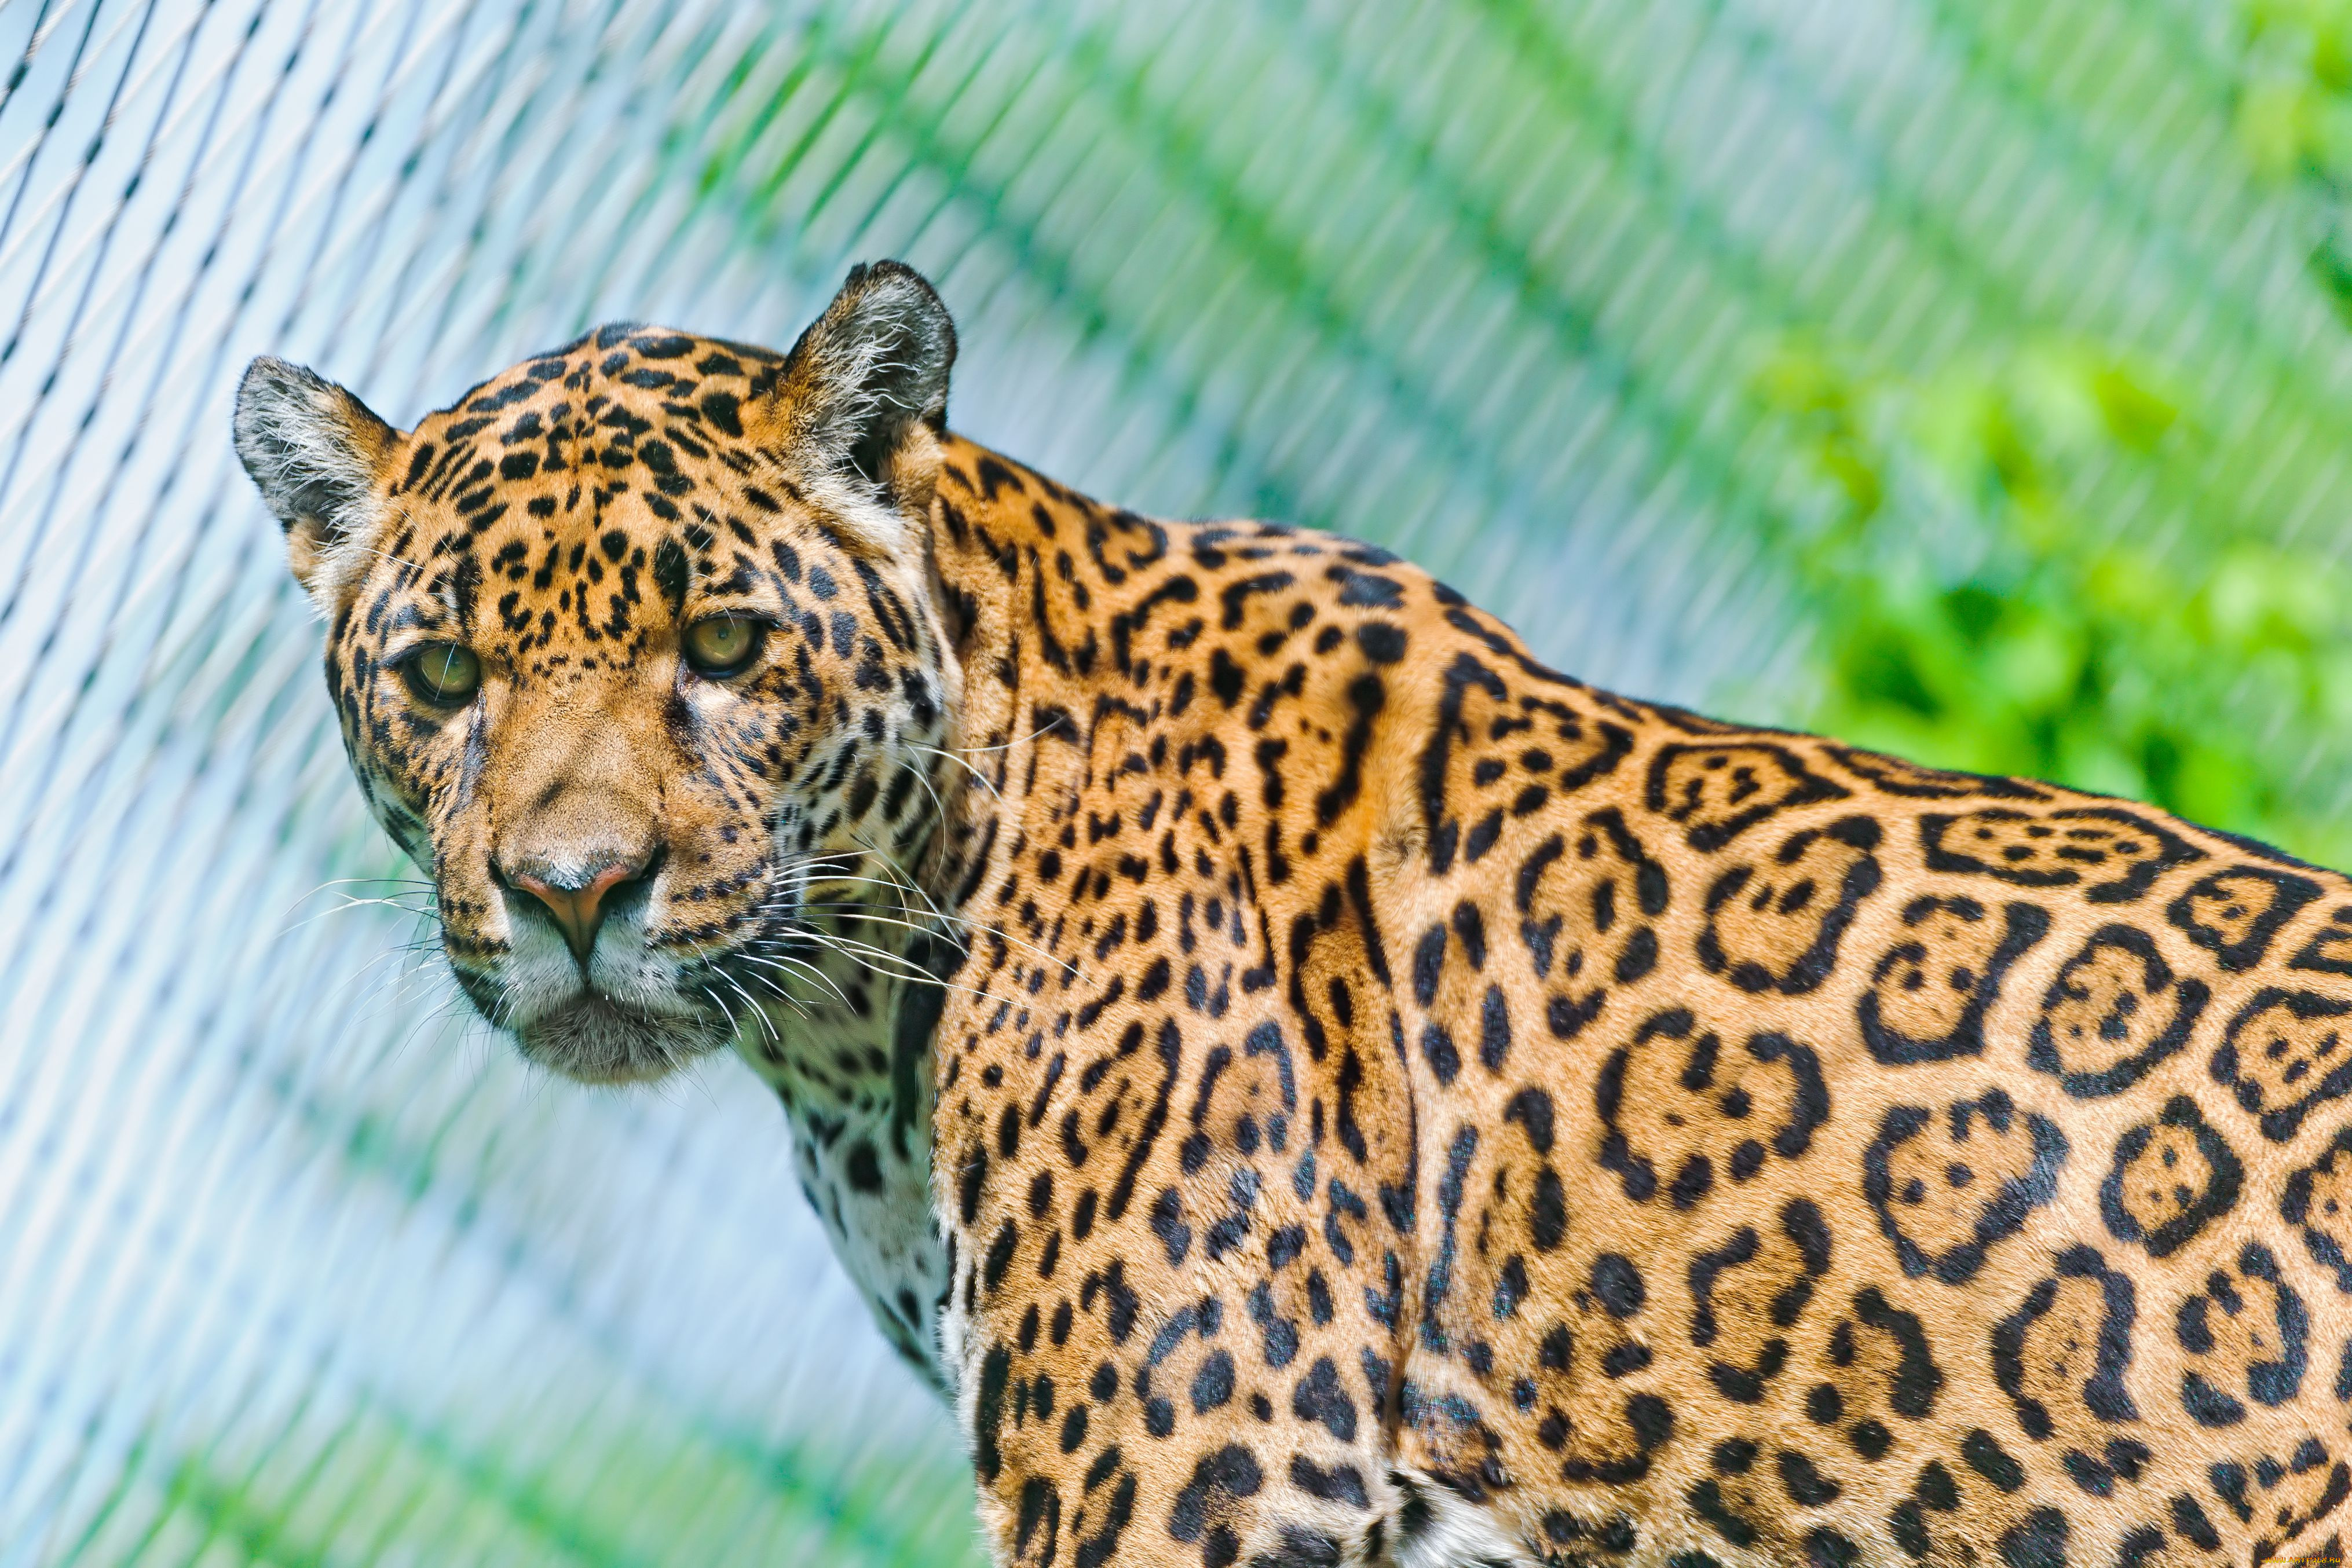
[683,614,764,677]
[400,643,481,709]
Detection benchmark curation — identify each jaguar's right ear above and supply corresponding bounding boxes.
[233,356,403,611]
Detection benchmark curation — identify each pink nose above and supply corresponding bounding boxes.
[507,853,653,965]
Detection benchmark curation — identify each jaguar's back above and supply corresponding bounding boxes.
[927,441,2352,1568]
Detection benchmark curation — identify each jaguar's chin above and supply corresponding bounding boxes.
[506,992,733,1084]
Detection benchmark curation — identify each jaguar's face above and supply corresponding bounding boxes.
[235,264,961,1082]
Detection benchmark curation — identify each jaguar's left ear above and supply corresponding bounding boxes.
[775,259,957,526]
[233,356,404,611]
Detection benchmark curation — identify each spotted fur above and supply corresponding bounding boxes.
[240,263,2352,1567]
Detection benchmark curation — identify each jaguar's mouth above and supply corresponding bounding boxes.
[507,990,734,1084]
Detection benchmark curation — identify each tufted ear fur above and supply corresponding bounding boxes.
[233,356,402,610]
[776,260,957,531]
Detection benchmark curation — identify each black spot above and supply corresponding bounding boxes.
[1261,1528,1344,1567]
[1627,1393,1673,1449]
[1209,648,1245,707]
[1332,568,1404,607]
[1249,1281,1300,1369]
[1592,1254,1645,1318]
[1998,1509,2067,1568]
[1289,1456,1368,1509]
[1599,1341,1650,1378]
[960,1145,987,1223]
[1806,1530,1860,1568]
[1852,1287,1943,1418]
[1504,1087,1554,1154]
[1355,622,1406,663]
[1290,1356,1357,1441]
[1889,1501,1929,1561]
[2169,1493,2221,1551]
[1191,1351,1235,1414]
[1167,1446,1263,1557]
[653,537,690,610]
[1779,1449,1842,1507]
[974,1343,1012,1482]
[1016,1478,1061,1564]
[1267,1225,1306,1270]
[983,1220,1018,1292]
[698,389,742,435]
[1152,1187,1193,1265]
[1104,1263,1140,1344]
[1421,1023,1460,1085]
[1412,924,1446,1007]
[1962,1428,2024,1492]
[1479,986,1511,1071]
[1687,1479,1757,1548]
[1075,1470,1136,1568]
[1529,1166,1567,1252]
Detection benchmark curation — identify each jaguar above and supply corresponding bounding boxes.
[235,260,2352,1566]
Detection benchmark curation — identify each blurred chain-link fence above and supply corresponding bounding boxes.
[2,0,2348,1562]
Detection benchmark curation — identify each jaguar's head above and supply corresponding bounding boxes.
[234,263,963,1083]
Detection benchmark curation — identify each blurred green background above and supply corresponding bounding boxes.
[6,0,2352,1563]
[685,0,2352,868]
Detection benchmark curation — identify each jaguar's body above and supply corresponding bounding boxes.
[237,263,2352,1566]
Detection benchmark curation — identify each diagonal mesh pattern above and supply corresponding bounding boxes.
[0,0,2346,1561]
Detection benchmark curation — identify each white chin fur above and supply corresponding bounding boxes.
[510,993,731,1083]
[475,888,733,1082]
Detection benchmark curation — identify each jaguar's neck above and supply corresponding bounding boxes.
[736,891,957,1391]
[919,436,1169,868]
[734,438,1146,1395]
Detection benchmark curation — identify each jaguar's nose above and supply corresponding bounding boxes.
[502,848,657,965]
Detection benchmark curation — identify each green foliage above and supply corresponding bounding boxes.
[2240,0,2352,313]
[1758,337,2352,865]
[64,1397,984,1568]
[2238,0,2352,174]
